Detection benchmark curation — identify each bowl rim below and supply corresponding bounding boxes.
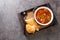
[34,6,54,26]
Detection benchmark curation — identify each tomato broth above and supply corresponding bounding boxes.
[36,8,51,24]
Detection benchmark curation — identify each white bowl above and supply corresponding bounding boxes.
[34,6,54,26]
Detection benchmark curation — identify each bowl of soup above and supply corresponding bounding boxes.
[34,6,54,26]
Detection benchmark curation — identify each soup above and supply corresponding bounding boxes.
[36,8,51,24]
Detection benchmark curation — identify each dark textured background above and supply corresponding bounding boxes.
[0,0,60,40]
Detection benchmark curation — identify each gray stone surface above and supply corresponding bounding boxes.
[0,0,60,40]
